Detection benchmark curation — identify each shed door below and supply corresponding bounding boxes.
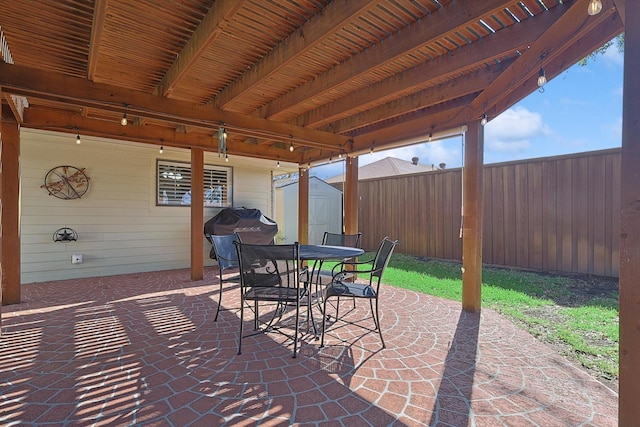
[309,195,328,244]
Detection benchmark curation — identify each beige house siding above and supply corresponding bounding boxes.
[20,129,276,283]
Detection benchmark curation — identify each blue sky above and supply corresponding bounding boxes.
[313,43,623,179]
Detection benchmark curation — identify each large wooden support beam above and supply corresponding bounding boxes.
[461,121,484,312]
[0,62,348,152]
[619,0,640,422]
[0,117,21,306]
[344,156,359,235]
[190,148,204,281]
[298,167,309,244]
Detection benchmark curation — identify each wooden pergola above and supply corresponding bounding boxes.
[0,0,636,422]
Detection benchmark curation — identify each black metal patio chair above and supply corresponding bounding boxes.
[234,241,307,358]
[207,233,240,321]
[313,231,362,286]
[320,237,398,349]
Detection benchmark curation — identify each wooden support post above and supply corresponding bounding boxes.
[190,148,204,280]
[1,117,21,306]
[461,121,484,312]
[619,0,640,422]
[344,156,359,235]
[298,167,309,244]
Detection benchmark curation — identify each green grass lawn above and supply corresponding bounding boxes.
[349,252,619,382]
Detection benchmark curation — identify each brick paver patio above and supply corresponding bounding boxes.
[0,268,618,426]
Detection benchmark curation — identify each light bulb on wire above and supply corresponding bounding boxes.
[121,103,128,126]
[537,67,546,92]
[481,113,488,126]
[76,133,81,145]
[587,0,602,15]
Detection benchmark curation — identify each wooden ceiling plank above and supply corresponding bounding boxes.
[261,0,521,120]
[213,0,377,109]
[0,62,347,150]
[87,0,107,80]
[326,69,497,134]
[296,41,519,130]
[296,2,563,139]
[155,0,247,97]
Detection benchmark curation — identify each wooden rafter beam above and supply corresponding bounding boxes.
[87,0,107,80]
[467,0,619,122]
[23,108,303,163]
[296,58,511,131]
[155,0,246,97]
[344,97,472,156]
[299,1,572,132]
[213,0,377,109]
[260,0,521,120]
[0,62,348,151]
[613,0,626,24]
[0,27,28,122]
[491,9,624,119]
[328,83,482,135]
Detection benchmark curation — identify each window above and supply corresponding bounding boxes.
[157,160,232,207]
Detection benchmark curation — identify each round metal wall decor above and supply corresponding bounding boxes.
[42,165,90,200]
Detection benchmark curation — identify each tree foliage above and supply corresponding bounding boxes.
[578,33,625,66]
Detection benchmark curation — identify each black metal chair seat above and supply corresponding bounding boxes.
[320,237,398,349]
[235,241,307,358]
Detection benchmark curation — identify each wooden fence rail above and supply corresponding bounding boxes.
[357,148,621,278]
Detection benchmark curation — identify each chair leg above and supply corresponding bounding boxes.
[238,296,244,355]
[214,270,223,322]
[293,302,299,358]
[373,298,385,348]
[320,296,328,348]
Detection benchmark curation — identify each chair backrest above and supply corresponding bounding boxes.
[322,232,362,248]
[234,242,300,288]
[210,234,240,270]
[371,237,399,279]
[235,231,275,245]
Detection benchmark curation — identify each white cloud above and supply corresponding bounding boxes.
[485,106,549,153]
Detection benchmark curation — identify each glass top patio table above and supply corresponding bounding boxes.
[299,244,364,261]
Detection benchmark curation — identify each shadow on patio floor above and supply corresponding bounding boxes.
[0,268,618,426]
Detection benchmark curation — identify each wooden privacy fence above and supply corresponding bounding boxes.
[358,148,621,278]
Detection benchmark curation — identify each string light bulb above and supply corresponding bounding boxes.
[277,159,281,167]
[225,153,229,162]
[289,141,294,152]
[121,103,128,126]
[537,67,546,91]
[587,0,602,15]
[481,113,488,126]
[75,132,81,145]
[159,146,164,154]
